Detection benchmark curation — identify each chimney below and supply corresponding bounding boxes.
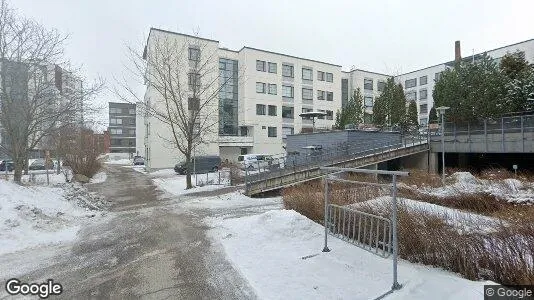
[455,40,461,63]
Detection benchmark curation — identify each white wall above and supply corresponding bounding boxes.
[143,29,220,170]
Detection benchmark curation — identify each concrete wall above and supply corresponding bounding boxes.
[431,132,534,153]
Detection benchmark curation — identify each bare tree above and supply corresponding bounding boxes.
[116,30,241,189]
[0,0,102,182]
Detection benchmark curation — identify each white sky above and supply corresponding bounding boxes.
[14,0,534,129]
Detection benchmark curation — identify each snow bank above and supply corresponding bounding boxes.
[352,196,502,233]
[0,180,107,255]
[89,172,107,184]
[182,191,282,210]
[105,158,132,165]
[419,172,534,204]
[208,209,490,300]
[152,169,230,196]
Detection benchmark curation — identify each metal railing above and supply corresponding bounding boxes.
[244,133,427,190]
[327,204,392,258]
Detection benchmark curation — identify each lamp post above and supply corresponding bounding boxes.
[436,106,450,185]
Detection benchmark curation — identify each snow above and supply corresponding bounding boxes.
[181,191,282,210]
[105,158,132,165]
[419,172,534,204]
[89,172,107,184]
[208,209,491,300]
[352,196,502,233]
[151,169,231,196]
[0,180,106,255]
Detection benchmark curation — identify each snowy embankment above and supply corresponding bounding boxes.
[208,209,491,300]
[0,180,109,255]
[150,168,230,196]
[412,172,534,204]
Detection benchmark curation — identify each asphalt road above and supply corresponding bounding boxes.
[1,166,256,299]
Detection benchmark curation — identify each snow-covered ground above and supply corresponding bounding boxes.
[207,209,491,300]
[352,196,503,233]
[0,180,108,255]
[404,172,534,204]
[151,168,231,196]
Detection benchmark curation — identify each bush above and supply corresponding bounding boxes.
[67,155,101,179]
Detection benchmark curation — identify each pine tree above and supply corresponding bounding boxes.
[428,107,438,123]
[500,51,534,112]
[406,101,418,126]
[334,88,364,129]
[373,77,405,127]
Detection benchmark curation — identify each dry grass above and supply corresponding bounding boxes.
[283,174,534,285]
[398,169,442,188]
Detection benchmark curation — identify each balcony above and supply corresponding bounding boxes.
[218,135,254,147]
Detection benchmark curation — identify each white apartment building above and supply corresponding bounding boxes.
[141,28,534,170]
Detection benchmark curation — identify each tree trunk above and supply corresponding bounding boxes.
[23,151,29,175]
[185,153,193,189]
[13,155,24,183]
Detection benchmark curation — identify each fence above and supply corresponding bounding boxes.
[193,169,231,186]
[321,167,410,292]
[327,204,392,258]
[244,132,427,191]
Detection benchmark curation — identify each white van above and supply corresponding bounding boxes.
[238,154,273,170]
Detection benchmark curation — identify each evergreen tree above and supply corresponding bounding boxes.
[373,77,406,126]
[500,51,534,112]
[334,88,364,129]
[433,54,506,121]
[406,101,418,126]
[428,107,438,123]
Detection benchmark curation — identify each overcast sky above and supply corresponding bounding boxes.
[14,0,534,129]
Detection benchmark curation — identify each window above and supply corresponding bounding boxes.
[268,84,277,95]
[317,109,325,119]
[405,78,417,88]
[420,75,428,85]
[317,90,325,100]
[256,60,266,72]
[377,81,386,92]
[302,107,313,115]
[188,72,200,89]
[302,68,313,80]
[268,105,277,116]
[282,64,294,77]
[326,110,333,120]
[110,118,122,125]
[420,104,428,114]
[420,118,428,126]
[282,85,294,98]
[109,107,118,114]
[326,91,333,101]
[407,91,417,101]
[110,128,122,134]
[188,47,200,61]
[282,127,294,138]
[302,88,313,100]
[326,72,333,82]
[268,62,277,73]
[364,78,373,90]
[268,127,277,137]
[129,118,135,125]
[256,82,266,93]
[256,104,266,115]
[129,129,135,135]
[435,72,442,81]
[129,109,135,115]
[317,71,325,81]
[188,97,200,111]
[419,89,427,100]
[282,106,294,119]
[364,96,373,107]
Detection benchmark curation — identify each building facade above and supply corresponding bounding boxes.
[108,102,136,154]
[141,27,534,170]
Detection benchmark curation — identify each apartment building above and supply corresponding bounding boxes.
[141,27,534,170]
[108,102,136,154]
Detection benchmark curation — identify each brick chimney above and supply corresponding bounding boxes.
[455,40,461,62]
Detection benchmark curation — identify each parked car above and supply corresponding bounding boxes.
[174,156,221,175]
[238,154,273,170]
[0,160,14,172]
[133,156,145,165]
[29,158,54,170]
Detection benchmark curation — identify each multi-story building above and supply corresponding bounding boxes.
[108,102,136,154]
[141,27,534,170]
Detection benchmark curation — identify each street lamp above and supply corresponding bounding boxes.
[436,106,450,185]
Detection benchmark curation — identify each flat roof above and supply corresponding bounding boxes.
[240,46,342,67]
